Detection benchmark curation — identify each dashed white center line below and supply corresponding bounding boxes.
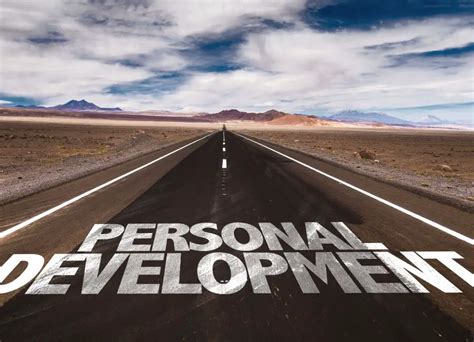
[222,159,227,169]
[223,147,226,152]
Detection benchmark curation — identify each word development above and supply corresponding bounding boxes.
[1,221,472,295]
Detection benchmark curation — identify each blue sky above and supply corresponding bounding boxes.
[0,0,473,121]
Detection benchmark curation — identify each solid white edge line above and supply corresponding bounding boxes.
[222,159,227,169]
[0,132,215,239]
[235,132,473,245]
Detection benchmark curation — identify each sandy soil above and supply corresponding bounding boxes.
[239,128,474,211]
[1,116,472,211]
[0,119,209,204]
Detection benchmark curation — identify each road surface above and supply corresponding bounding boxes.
[0,130,472,341]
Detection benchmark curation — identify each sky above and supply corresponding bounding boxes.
[0,0,473,121]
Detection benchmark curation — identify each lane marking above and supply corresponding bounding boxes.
[0,133,215,239]
[235,132,473,245]
[222,159,227,169]
[223,147,226,152]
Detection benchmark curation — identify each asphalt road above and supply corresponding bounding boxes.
[0,130,472,341]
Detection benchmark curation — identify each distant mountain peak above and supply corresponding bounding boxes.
[71,99,90,105]
[418,114,444,124]
[13,100,122,112]
[54,99,98,110]
[328,110,412,126]
[53,99,122,112]
[262,109,287,116]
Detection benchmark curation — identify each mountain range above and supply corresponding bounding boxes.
[200,109,330,126]
[16,99,122,112]
[6,99,471,128]
[327,110,412,126]
[201,109,287,122]
[326,110,470,127]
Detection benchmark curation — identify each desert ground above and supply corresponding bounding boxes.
[0,118,211,204]
[0,116,472,212]
[239,128,474,211]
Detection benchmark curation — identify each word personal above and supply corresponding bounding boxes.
[0,222,472,295]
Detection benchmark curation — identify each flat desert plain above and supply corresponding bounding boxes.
[0,118,210,203]
[0,116,472,212]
